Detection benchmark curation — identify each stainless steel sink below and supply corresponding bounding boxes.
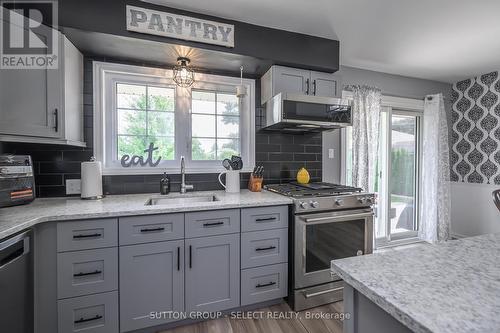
[145,195,219,206]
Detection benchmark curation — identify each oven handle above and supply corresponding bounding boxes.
[303,286,343,298]
[301,211,373,224]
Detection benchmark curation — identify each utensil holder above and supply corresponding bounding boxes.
[248,174,263,192]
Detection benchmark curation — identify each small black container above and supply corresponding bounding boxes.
[160,173,170,195]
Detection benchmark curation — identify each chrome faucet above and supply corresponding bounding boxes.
[180,156,193,194]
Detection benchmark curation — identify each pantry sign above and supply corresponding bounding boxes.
[126,5,235,48]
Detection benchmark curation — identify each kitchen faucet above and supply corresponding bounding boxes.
[180,156,194,194]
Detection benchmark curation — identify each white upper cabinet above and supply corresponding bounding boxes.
[0,30,84,146]
[260,65,341,105]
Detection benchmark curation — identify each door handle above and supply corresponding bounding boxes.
[256,281,276,288]
[140,227,165,233]
[54,108,58,132]
[305,79,310,95]
[303,286,343,298]
[313,80,317,95]
[177,246,180,271]
[74,314,103,324]
[255,246,276,251]
[73,270,102,277]
[189,245,192,269]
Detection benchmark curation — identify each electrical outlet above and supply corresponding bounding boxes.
[66,179,81,195]
[328,148,335,159]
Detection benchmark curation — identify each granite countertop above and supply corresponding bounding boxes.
[0,190,292,239]
[331,233,500,333]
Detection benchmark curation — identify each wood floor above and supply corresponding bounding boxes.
[160,301,344,333]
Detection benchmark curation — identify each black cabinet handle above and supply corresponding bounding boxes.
[255,217,276,222]
[189,245,192,269]
[305,79,310,95]
[140,227,165,233]
[73,270,102,277]
[74,314,103,324]
[54,108,58,132]
[256,281,276,288]
[203,221,224,227]
[177,246,180,271]
[255,246,276,252]
[313,80,317,95]
[73,233,102,239]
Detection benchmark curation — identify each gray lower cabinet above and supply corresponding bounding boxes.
[241,263,288,306]
[58,291,119,333]
[185,234,240,312]
[119,240,184,332]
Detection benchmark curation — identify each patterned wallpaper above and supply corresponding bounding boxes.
[450,71,500,184]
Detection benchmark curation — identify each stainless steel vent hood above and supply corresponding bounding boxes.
[262,93,352,132]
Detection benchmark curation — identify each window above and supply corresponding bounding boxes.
[342,94,423,246]
[93,62,255,174]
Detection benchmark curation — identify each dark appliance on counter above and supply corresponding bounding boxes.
[265,182,375,311]
[263,93,352,132]
[0,230,33,333]
[0,155,35,208]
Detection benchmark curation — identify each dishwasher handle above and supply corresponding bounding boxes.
[0,230,30,270]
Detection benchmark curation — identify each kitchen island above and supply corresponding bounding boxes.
[331,233,500,333]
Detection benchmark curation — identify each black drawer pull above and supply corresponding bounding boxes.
[256,281,276,288]
[74,314,103,324]
[73,270,102,277]
[203,221,224,227]
[73,233,102,239]
[140,227,165,233]
[255,246,277,252]
[189,245,192,269]
[177,246,180,271]
[255,217,277,222]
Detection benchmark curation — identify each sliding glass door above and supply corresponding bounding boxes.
[344,106,422,246]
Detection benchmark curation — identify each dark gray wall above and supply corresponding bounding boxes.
[322,65,453,184]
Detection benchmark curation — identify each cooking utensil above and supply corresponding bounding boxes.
[231,155,243,170]
[222,159,232,170]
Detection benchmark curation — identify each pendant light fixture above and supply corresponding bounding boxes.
[236,65,247,98]
[173,57,195,87]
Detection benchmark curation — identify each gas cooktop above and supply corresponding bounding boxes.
[264,182,363,198]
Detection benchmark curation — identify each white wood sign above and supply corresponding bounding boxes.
[126,5,235,48]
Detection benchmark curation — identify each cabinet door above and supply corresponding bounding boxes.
[310,71,340,98]
[0,14,61,138]
[273,66,311,96]
[119,240,184,332]
[185,234,240,312]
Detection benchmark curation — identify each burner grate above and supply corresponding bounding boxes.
[265,182,362,198]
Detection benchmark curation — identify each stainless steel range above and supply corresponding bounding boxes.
[265,182,375,311]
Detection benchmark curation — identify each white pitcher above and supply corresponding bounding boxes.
[218,170,240,193]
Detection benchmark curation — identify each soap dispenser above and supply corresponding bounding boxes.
[160,172,170,195]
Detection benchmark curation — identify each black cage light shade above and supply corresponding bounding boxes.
[173,57,195,87]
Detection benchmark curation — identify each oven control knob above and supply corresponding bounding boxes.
[335,199,344,206]
[358,197,366,204]
[366,197,373,204]
[299,201,308,209]
[310,201,319,208]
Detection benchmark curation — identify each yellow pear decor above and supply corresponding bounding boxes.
[296,167,310,184]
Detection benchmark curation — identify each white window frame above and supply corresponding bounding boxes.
[340,91,424,247]
[93,61,255,175]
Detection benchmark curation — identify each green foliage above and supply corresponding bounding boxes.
[391,149,415,197]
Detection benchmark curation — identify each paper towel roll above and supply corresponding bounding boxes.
[81,158,103,199]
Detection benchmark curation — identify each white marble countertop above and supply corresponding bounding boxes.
[0,190,292,239]
[331,234,500,333]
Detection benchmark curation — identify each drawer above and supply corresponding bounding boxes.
[119,213,184,245]
[241,205,288,232]
[57,248,118,299]
[57,219,118,252]
[241,228,288,269]
[241,263,288,306]
[58,291,119,333]
[185,209,240,238]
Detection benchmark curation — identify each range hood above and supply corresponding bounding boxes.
[262,93,352,132]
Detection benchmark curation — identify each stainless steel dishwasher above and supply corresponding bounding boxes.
[0,230,33,333]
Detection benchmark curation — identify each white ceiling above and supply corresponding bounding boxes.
[142,0,500,83]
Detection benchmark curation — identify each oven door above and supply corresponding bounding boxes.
[294,208,373,289]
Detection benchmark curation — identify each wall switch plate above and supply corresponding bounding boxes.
[328,149,335,159]
[66,179,81,195]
